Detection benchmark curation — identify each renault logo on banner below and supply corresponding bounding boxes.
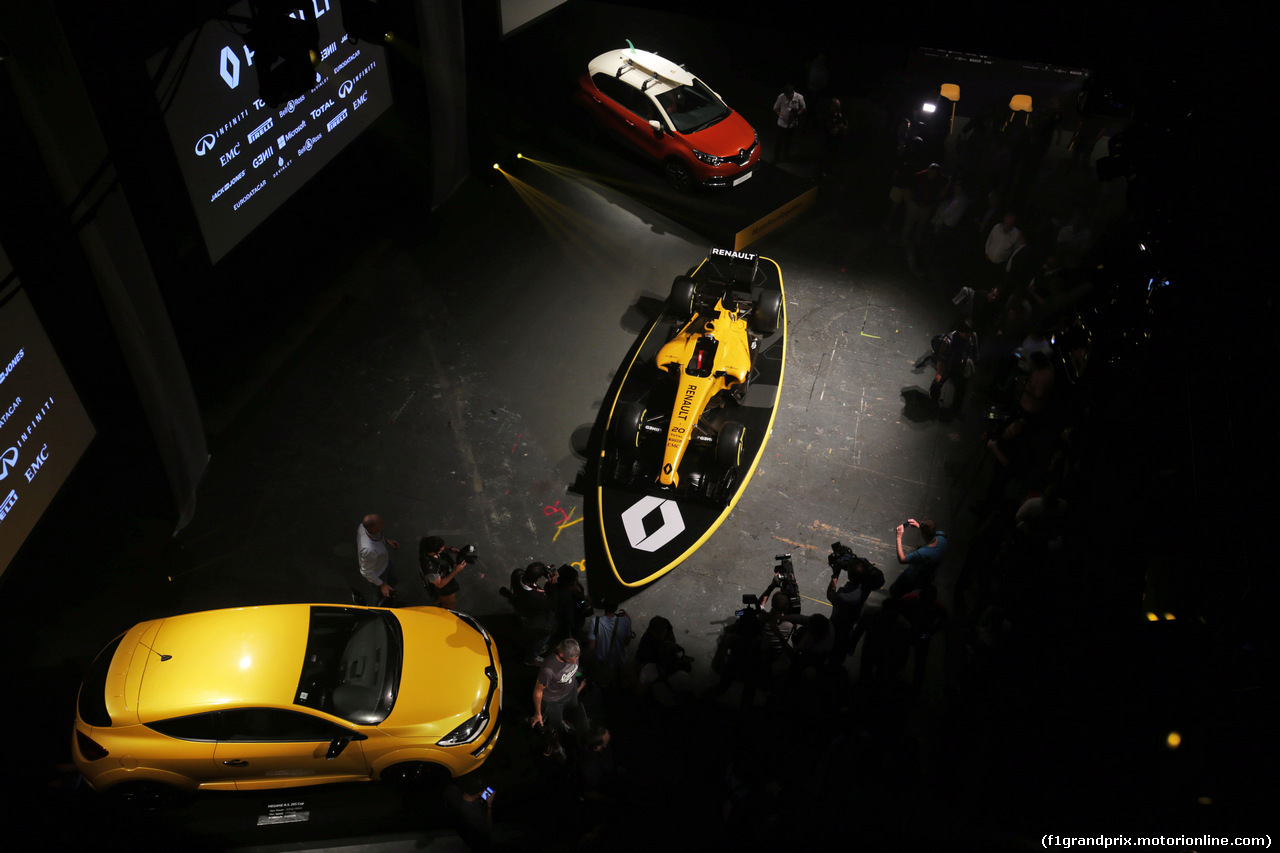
[220,45,241,89]
[620,495,685,553]
[0,446,17,482]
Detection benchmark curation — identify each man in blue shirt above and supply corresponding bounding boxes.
[892,517,947,598]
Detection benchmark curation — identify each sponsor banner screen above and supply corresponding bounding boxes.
[0,290,97,573]
[148,0,393,262]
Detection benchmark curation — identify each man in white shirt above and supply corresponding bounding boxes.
[985,213,1021,271]
[357,513,399,601]
[772,84,806,162]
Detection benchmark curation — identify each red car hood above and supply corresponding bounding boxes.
[684,110,757,157]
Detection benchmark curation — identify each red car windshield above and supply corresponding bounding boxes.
[656,79,730,134]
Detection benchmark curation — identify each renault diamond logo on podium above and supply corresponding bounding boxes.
[620,496,684,553]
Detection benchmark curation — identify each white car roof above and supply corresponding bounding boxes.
[587,48,695,97]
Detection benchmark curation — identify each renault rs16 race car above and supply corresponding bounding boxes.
[604,249,782,505]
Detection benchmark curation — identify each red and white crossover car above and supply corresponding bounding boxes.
[574,46,760,191]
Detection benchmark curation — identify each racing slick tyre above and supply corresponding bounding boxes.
[668,276,698,319]
[753,289,783,334]
[612,403,647,455]
[710,466,738,506]
[664,158,694,192]
[715,421,745,469]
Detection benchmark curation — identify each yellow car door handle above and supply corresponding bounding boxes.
[222,759,249,766]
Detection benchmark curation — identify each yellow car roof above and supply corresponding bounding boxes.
[135,605,311,721]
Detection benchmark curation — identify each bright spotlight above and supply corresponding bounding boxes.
[517,153,524,159]
[493,163,500,170]
[1166,731,1181,749]
[921,102,936,113]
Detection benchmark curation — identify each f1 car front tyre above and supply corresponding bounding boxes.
[613,403,646,454]
[715,421,745,469]
[753,290,783,334]
[668,277,698,319]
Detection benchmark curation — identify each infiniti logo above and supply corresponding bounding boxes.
[338,80,353,98]
[195,134,217,156]
[0,447,17,482]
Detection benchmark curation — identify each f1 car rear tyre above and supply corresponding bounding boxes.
[613,403,646,454]
[753,289,783,334]
[664,158,694,192]
[715,421,745,469]
[669,277,698,319]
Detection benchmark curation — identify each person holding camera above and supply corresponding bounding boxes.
[419,536,474,610]
[827,544,885,665]
[510,562,559,665]
[892,518,948,598]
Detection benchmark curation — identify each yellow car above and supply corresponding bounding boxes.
[72,603,501,803]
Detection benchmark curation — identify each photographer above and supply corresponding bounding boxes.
[893,518,948,598]
[827,543,885,664]
[511,562,559,665]
[419,536,475,610]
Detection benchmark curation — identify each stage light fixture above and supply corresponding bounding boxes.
[1002,94,1032,131]
[342,0,394,45]
[243,0,321,106]
[939,84,959,133]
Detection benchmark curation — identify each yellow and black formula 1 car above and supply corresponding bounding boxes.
[604,248,783,506]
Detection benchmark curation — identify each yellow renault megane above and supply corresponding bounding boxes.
[72,604,501,802]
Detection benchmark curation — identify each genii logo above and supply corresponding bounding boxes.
[0,446,18,482]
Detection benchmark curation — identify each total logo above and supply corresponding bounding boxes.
[619,496,685,552]
[0,446,17,482]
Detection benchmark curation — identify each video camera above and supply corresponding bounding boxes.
[827,542,885,592]
[828,541,858,576]
[741,553,801,616]
[456,544,479,565]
